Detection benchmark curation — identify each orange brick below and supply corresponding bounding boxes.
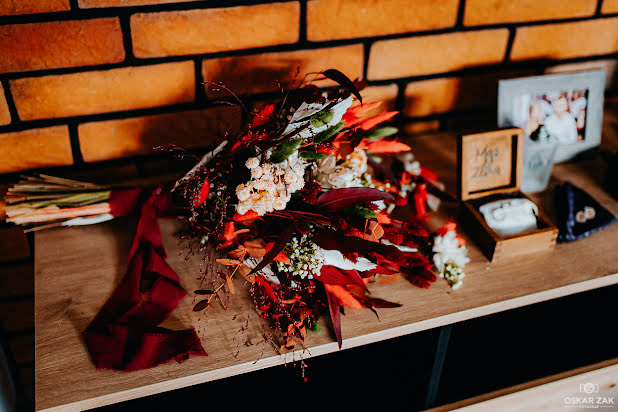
[10,62,195,121]
[79,0,200,7]
[464,0,596,25]
[306,0,458,41]
[78,106,242,162]
[131,3,300,58]
[353,84,399,117]
[367,29,509,80]
[202,45,364,96]
[0,19,125,74]
[511,18,618,61]
[0,0,69,15]
[602,0,618,13]
[0,126,73,173]
[1,83,10,125]
[404,70,537,117]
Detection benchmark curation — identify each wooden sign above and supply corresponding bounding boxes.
[458,128,523,201]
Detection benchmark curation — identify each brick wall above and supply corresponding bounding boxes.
[0,0,617,176]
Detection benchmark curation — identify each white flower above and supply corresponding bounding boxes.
[312,155,361,189]
[273,197,287,210]
[432,231,469,272]
[250,166,263,179]
[236,186,251,202]
[245,157,260,169]
[320,248,377,272]
[343,148,368,177]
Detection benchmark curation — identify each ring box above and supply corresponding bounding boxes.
[456,128,558,262]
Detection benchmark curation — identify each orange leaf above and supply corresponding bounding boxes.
[244,238,267,258]
[323,284,363,309]
[366,139,411,153]
[363,221,384,242]
[376,272,401,285]
[228,245,246,259]
[226,275,235,294]
[237,264,255,283]
[216,258,241,266]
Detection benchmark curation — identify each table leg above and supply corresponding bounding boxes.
[424,324,452,410]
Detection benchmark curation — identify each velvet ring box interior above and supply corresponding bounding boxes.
[456,128,558,262]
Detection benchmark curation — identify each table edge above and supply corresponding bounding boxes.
[36,272,618,412]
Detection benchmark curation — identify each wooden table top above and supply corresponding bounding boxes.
[34,133,618,411]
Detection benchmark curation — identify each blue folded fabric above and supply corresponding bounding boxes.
[554,181,616,242]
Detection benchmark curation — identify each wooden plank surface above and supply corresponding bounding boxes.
[436,360,618,411]
[427,358,618,411]
[34,133,618,411]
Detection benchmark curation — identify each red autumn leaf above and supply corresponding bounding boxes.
[256,275,278,302]
[366,138,411,154]
[316,265,368,292]
[347,101,382,116]
[233,210,260,223]
[217,222,250,249]
[251,103,275,128]
[358,111,399,131]
[323,284,363,309]
[316,187,394,212]
[265,242,290,264]
[193,178,210,208]
[324,287,343,349]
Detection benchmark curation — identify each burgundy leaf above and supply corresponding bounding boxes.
[362,297,402,309]
[313,228,405,263]
[321,69,363,105]
[324,286,343,349]
[316,266,368,292]
[249,222,295,275]
[316,187,394,212]
[192,299,209,312]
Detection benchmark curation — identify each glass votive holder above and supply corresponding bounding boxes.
[521,136,559,193]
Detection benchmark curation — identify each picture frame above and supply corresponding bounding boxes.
[497,69,605,164]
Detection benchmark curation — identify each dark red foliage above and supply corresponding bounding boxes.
[316,187,394,212]
[300,181,322,205]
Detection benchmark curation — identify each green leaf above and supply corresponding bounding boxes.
[311,321,322,333]
[313,120,344,143]
[299,151,328,160]
[344,205,377,219]
[269,138,302,163]
[367,126,398,140]
[310,109,334,128]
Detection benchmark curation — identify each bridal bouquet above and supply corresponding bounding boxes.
[171,70,462,350]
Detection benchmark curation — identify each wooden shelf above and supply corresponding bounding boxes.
[34,133,618,411]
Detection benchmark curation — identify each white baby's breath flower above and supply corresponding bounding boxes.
[273,197,287,210]
[250,166,263,179]
[246,157,260,169]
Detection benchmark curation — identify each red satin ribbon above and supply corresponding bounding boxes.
[83,187,206,371]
